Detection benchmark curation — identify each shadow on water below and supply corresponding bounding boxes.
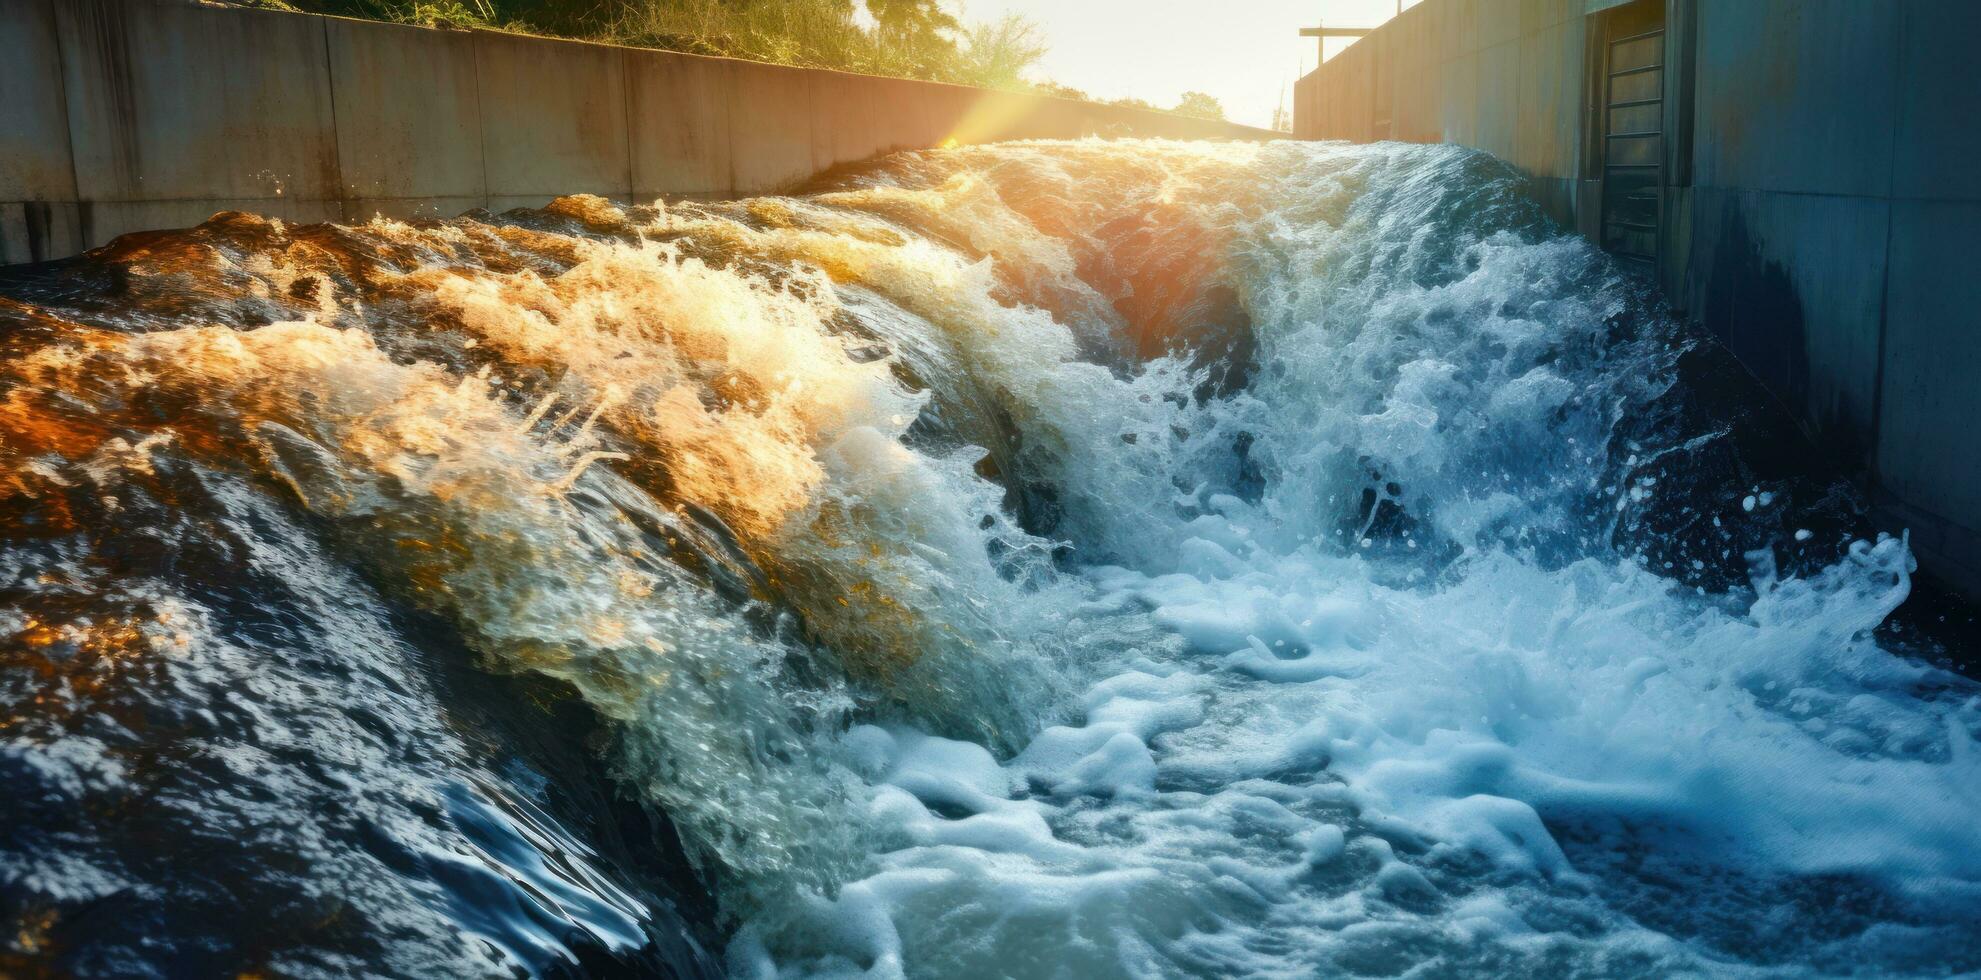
[1611,206,1981,677]
[396,603,726,979]
[0,447,723,978]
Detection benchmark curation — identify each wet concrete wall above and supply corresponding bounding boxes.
[0,0,1273,263]
[1295,0,1981,596]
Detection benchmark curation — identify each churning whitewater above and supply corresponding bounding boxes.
[2,139,1977,978]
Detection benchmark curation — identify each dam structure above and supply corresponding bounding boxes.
[2,3,1980,979]
[1295,0,1981,600]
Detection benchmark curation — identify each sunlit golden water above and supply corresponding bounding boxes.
[0,144,1270,909]
[6,140,1977,978]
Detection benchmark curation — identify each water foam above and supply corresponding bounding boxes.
[726,141,1981,977]
[3,139,1977,977]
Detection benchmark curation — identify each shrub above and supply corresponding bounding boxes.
[220,0,1221,121]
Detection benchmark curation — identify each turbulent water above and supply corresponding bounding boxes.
[3,139,1978,978]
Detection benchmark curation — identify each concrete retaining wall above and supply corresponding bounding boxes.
[1295,0,1981,594]
[0,0,1273,263]
[1293,0,1590,226]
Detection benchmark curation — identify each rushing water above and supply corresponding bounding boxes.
[2,139,1978,978]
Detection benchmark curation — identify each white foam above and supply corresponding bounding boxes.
[735,140,1980,976]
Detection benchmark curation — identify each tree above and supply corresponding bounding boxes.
[236,0,1070,96]
[1032,80,1091,101]
[957,14,1048,89]
[866,0,958,38]
[1173,91,1225,121]
[865,0,961,76]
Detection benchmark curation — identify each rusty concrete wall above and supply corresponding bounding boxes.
[0,0,1274,264]
[1294,0,1981,594]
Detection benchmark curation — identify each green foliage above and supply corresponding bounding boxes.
[1031,80,1092,102]
[223,0,1223,122]
[955,14,1050,91]
[441,0,1039,90]
[260,0,498,27]
[397,2,497,27]
[1173,91,1225,121]
[253,0,1039,87]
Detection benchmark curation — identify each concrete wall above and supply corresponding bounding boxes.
[1294,0,1981,594]
[0,0,1273,263]
[1293,0,1592,227]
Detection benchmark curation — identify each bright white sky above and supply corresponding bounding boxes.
[958,0,1424,128]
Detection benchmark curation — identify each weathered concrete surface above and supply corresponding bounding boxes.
[1294,0,1981,593]
[1678,0,1981,592]
[0,0,82,264]
[727,61,820,195]
[0,0,1274,259]
[625,49,733,199]
[1877,199,1981,587]
[473,30,635,212]
[327,17,486,218]
[1295,0,1586,227]
[53,0,344,244]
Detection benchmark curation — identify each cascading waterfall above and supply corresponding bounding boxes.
[2,139,1976,978]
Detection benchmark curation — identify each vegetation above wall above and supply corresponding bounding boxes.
[226,0,1228,120]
